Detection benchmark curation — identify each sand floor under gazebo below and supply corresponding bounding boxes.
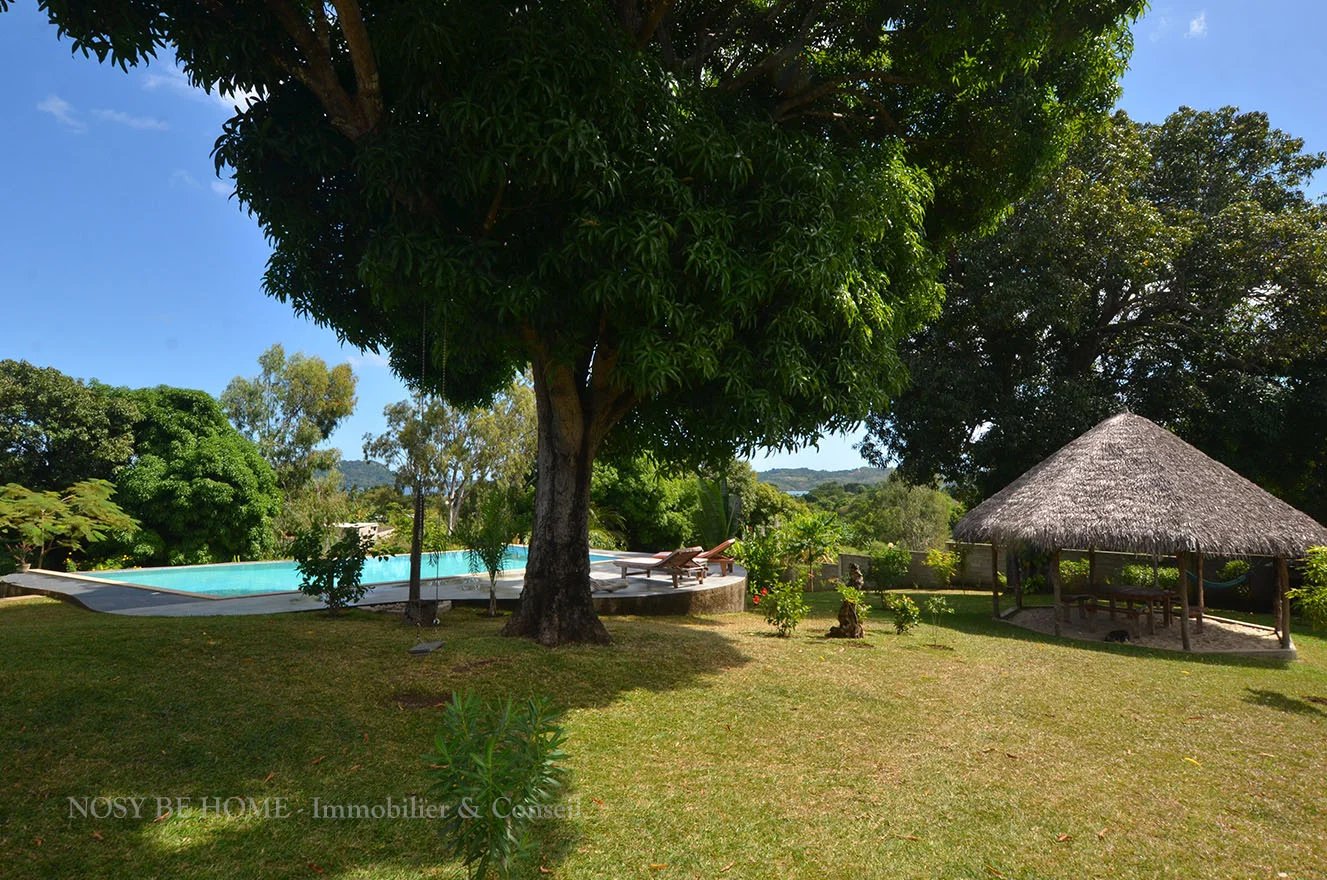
[1007,606,1293,658]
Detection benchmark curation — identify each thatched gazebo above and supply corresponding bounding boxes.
[953,413,1327,650]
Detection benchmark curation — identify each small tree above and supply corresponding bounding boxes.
[0,480,137,570]
[290,525,382,615]
[781,511,844,592]
[456,488,519,617]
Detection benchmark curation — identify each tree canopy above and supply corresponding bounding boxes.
[0,359,138,491]
[221,344,357,492]
[862,107,1327,519]
[115,386,282,564]
[19,0,1145,643]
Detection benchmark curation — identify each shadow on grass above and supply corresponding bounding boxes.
[1243,688,1327,716]
[0,597,752,880]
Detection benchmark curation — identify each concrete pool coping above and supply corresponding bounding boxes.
[1,556,748,618]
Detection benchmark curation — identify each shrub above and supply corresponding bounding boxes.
[425,693,568,880]
[1155,566,1180,591]
[884,594,922,634]
[733,530,784,597]
[290,525,383,614]
[868,542,912,589]
[1022,573,1047,595]
[1119,563,1179,590]
[1059,558,1091,591]
[1290,547,1327,631]
[1218,559,1251,581]
[756,580,810,637]
[923,547,960,587]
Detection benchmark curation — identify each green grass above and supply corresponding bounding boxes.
[2,591,1325,879]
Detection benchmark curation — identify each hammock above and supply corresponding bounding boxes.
[1185,570,1249,591]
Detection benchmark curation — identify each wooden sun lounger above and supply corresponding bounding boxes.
[654,538,736,576]
[618,546,707,588]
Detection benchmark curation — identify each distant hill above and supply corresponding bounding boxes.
[757,466,893,494]
[338,459,397,490]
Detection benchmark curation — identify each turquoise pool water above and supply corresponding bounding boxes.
[91,547,617,598]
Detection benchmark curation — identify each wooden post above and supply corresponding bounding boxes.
[991,544,1001,618]
[1088,547,1097,592]
[1195,551,1205,634]
[1050,549,1062,637]
[1014,549,1024,610]
[1177,551,1191,652]
[1276,556,1291,650]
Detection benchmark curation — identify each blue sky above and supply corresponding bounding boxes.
[2,2,1324,472]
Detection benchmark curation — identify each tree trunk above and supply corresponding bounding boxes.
[404,476,427,625]
[502,356,616,646]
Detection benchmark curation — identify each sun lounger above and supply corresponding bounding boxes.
[618,546,707,588]
[653,538,736,576]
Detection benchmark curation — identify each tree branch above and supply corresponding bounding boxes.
[330,0,384,131]
[262,0,369,137]
[635,0,675,49]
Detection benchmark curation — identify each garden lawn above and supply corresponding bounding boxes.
[1,591,1325,880]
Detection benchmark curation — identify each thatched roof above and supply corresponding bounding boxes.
[953,413,1327,557]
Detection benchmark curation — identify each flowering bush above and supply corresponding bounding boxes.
[760,581,810,637]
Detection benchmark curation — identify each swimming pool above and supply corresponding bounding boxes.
[89,547,618,598]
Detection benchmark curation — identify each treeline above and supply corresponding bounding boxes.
[863,106,1327,522]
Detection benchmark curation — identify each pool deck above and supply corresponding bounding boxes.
[1,559,747,618]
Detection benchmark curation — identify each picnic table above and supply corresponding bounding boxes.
[1093,586,1177,635]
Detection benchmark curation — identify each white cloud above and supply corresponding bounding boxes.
[141,64,258,112]
[1187,11,1207,38]
[210,181,231,197]
[169,169,201,189]
[37,94,86,132]
[1149,14,1172,42]
[91,108,169,131]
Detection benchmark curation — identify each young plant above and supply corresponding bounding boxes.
[290,524,383,615]
[923,595,955,644]
[425,693,569,880]
[923,547,961,587]
[455,488,518,617]
[884,594,922,634]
